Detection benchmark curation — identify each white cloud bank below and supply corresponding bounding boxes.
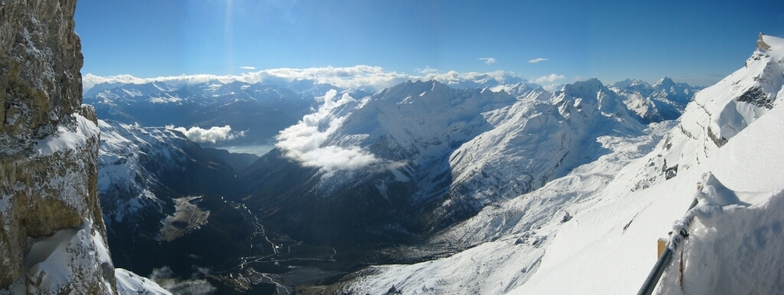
[275,89,383,171]
[479,57,497,65]
[83,66,540,95]
[166,125,245,144]
[529,58,548,64]
[532,73,565,84]
[83,65,411,94]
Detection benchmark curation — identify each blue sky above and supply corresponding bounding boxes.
[75,0,784,86]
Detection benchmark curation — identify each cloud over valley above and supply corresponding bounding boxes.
[275,89,386,171]
[167,125,245,144]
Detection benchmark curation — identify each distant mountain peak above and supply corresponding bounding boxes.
[652,77,689,92]
[612,78,650,89]
[561,78,605,100]
[653,76,675,87]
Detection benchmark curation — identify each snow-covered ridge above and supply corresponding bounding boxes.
[626,34,784,191]
[98,120,191,223]
[656,184,784,294]
[444,78,643,208]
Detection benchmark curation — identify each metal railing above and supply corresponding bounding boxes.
[637,198,698,295]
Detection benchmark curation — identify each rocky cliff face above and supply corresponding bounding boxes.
[0,0,116,293]
[0,0,84,152]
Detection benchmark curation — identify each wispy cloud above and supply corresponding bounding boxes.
[479,57,497,65]
[528,58,548,64]
[240,66,256,70]
[415,66,440,74]
[166,125,245,144]
[532,73,565,84]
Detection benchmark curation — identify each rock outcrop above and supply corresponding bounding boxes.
[1,0,116,293]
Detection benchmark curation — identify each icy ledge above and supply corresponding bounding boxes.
[34,113,100,156]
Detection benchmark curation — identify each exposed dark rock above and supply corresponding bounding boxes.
[757,33,772,51]
[736,86,773,109]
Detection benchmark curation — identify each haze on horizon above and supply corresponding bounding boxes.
[75,0,784,87]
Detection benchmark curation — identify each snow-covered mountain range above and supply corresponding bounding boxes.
[610,77,700,123]
[235,72,690,255]
[337,34,784,295]
[76,32,784,295]
[85,60,707,293]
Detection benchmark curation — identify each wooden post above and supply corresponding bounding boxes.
[657,238,667,258]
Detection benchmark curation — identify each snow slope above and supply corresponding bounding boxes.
[515,87,784,294]
[341,121,673,294]
[514,34,784,294]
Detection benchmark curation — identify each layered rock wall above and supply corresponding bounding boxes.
[1,0,116,293]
